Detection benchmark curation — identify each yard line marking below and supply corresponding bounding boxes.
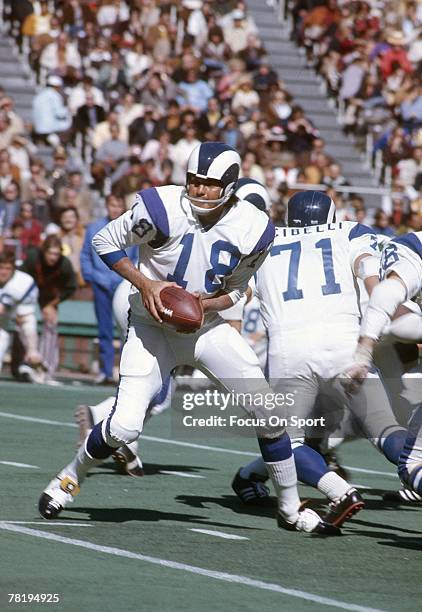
[344,466,396,478]
[159,470,205,479]
[0,411,397,478]
[190,529,248,540]
[0,521,92,527]
[0,460,39,469]
[0,523,385,612]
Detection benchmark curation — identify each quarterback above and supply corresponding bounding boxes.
[39,143,337,534]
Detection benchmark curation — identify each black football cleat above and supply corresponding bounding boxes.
[383,487,421,505]
[277,509,342,535]
[112,446,144,477]
[323,488,365,527]
[232,469,271,505]
[39,475,80,520]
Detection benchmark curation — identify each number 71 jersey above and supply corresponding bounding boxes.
[255,221,379,333]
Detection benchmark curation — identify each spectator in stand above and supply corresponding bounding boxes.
[97,49,129,93]
[92,111,128,151]
[22,235,77,381]
[128,107,162,147]
[372,208,396,237]
[57,171,93,227]
[380,30,413,79]
[61,0,95,37]
[12,201,42,258]
[56,207,85,287]
[217,114,245,153]
[223,9,254,55]
[95,122,130,176]
[32,76,72,146]
[323,162,349,189]
[80,194,131,384]
[40,31,82,85]
[231,76,260,113]
[73,93,107,152]
[112,156,147,203]
[0,112,16,151]
[0,96,25,137]
[238,33,267,72]
[0,181,21,235]
[177,69,214,114]
[397,144,422,188]
[171,127,201,184]
[68,76,105,116]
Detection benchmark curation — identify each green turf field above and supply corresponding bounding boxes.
[0,380,420,612]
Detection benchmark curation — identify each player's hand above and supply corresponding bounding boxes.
[340,342,373,394]
[139,278,178,323]
[42,304,58,324]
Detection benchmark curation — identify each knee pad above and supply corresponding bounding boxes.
[104,414,140,447]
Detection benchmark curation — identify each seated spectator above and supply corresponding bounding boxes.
[198,97,223,139]
[97,49,129,93]
[0,96,25,136]
[21,235,77,381]
[73,93,107,150]
[286,106,318,153]
[266,89,293,125]
[128,106,162,146]
[11,201,42,258]
[323,163,349,189]
[57,171,93,226]
[397,144,422,188]
[231,76,260,113]
[32,76,72,145]
[0,112,16,150]
[177,69,214,114]
[372,208,396,237]
[40,31,82,85]
[95,123,130,175]
[8,135,32,183]
[68,76,105,116]
[56,207,85,286]
[112,156,148,202]
[124,39,152,84]
[380,30,412,79]
[238,33,266,72]
[0,181,21,235]
[92,111,128,151]
[223,8,254,54]
[116,92,144,130]
[170,127,201,184]
[140,71,176,117]
[145,8,174,62]
[203,26,231,71]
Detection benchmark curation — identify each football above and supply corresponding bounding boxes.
[160,286,203,332]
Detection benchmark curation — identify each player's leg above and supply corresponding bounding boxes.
[39,319,176,518]
[398,404,422,496]
[194,322,339,534]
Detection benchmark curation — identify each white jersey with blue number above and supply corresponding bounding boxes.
[0,270,38,329]
[380,231,422,299]
[255,222,379,378]
[93,186,274,322]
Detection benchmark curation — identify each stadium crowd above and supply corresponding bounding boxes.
[0,0,421,379]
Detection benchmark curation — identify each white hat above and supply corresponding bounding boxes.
[47,75,63,87]
[182,0,202,9]
[232,9,245,20]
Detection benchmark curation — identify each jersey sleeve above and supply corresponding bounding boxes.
[381,233,422,299]
[224,219,275,295]
[92,187,170,268]
[14,275,38,317]
[347,223,380,272]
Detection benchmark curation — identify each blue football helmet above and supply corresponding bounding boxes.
[185,142,240,215]
[287,190,336,227]
[234,178,271,212]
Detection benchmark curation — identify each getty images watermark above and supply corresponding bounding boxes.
[179,388,326,430]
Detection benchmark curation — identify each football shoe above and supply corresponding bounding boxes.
[323,488,365,527]
[112,446,144,477]
[383,486,422,504]
[277,508,342,535]
[231,469,271,504]
[38,474,80,520]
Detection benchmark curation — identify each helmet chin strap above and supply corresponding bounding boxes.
[183,189,232,216]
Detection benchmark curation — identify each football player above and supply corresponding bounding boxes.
[39,143,337,534]
[0,251,43,381]
[232,190,409,526]
[345,231,422,495]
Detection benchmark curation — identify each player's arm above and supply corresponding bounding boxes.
[92,196,177,323]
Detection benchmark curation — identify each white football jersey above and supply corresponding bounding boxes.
[380,231,422,299]
[256,221,379,335]
[0,269,38,328]
[93,186,274,322]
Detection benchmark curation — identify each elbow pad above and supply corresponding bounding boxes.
[360,278,407,341]
[357,256,380,280]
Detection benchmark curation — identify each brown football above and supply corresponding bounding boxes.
[160,286,203,332]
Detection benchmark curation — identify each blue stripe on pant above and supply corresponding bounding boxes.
[92,282,117,379]
[398,404,422,495]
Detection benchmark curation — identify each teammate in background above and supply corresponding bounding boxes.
[0,252,43,382]
[39,143,337,534]
[232,191,408,526]
[345,231,422,495]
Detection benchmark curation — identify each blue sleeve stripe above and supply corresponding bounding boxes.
[17,281,37,305]
[250,219,276,255]
[394,233,422,258]
[100,250,127,267]
[348,223,377,241]
[140,187,170,240]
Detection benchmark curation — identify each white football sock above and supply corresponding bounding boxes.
[59,444,103,484]
[266,456,300,523]
[317,471,350,502]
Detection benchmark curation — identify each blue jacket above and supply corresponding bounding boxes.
[80,217,137,290]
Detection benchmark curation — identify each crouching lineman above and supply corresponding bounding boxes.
[38,142,339,534]
[232,190,408,526]
[0,252,43,381]
[346,231,422,495]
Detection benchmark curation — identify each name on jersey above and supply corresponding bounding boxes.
[278,222,341,237]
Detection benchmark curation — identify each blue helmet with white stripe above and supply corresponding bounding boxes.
[234,178,271,212]
[185,142,240,215]
[287,190,336,227]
